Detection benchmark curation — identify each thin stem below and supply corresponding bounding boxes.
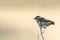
[37,34,39,40]
[40,27,44,40]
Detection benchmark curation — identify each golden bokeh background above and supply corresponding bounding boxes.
[0,0,60,40]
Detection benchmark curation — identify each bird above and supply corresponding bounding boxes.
[34,16,55,40]
[34,16,55,29]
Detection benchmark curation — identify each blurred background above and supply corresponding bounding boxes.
[0,0,60,40]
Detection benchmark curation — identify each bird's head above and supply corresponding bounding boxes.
[34,16,41,20]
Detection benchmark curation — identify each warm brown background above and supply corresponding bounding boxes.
[0,0,60,40]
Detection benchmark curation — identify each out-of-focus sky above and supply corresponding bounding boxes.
[0,0,60,40]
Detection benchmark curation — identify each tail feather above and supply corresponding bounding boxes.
[51,22,55,25]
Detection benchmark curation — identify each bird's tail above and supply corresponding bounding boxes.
[51,21,55,25]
